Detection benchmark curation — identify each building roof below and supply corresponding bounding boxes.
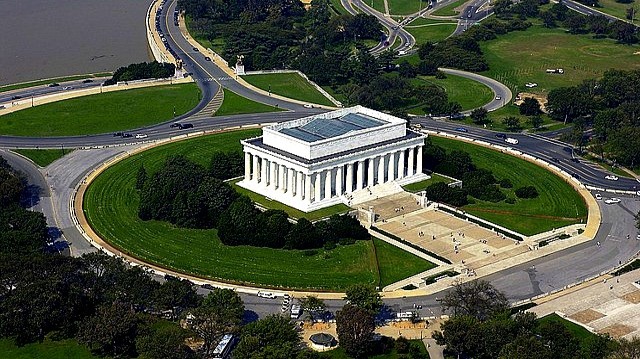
[279,113,387,143]
[310,333,335,345]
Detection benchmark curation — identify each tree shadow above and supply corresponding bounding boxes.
[20,184,43,208]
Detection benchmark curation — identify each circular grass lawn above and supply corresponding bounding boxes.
[83,129,434,291]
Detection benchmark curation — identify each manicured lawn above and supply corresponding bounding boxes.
[374,237,436,287]
[387,0,429,15]
[84,130,429,290]
[242,73,335,107]
[411,75,494,112]
[215,89,282,116]
[594,0,640,26]
[402,173,454,192]
[408,17,457,26]
[0,83,200,137]
[0,338,97,359]
[230,179,350,221]
[481,25,640,93]
[329,0,354,15]
[12,149,72,167]
[0,73,111,93]
[455,104,569,132]
[321,339,429,358]
[537,313,596,343]
[405,23,457,43]
[185,16,225,54]
[430,136,588,235]
[431,0,468,16]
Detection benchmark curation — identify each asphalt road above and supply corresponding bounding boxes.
[439,68,511,112]
[0,78,109,106]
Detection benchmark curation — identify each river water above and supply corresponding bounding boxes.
[0,0,153,85]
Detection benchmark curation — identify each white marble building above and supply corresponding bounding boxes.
[238,106,428,212]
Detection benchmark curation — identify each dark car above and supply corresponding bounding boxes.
[201,284,215,290]
[570,172,581,179]
[10,95,21,100]
[113,132,123,137]
[170,123,181,128]
[495,133,507,139]
[179,123,193,129]
[455,127,468,133]
[193,47,199,52]
[48,83,59,87]
[122,133,133,138]
[571,158,579,163]
[82,79,93,83]
[550,157,560,163]
[562,146,573,153]
[204,56,211,61]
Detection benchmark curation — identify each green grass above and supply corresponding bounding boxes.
[594,0,640,26]
[215,89,283,116]
[386,0,429,15]
[84,130,429,290]
[0,83,200,137]
[537,313,596,343]
[411,75,494,112]
[242,72,335,107]
[455,104,569,132]
[12,149,73,167]
[230,179,350,221]
[481,25,640,93]
[402,173,454,192]
[374,237,436,287]
[321,339,429,358]
[407,17,457,26]
[431,0,468,16]
[430,136,588,235]
[582,154,634,178]
[0,73,111,93]
[329,0,354,15]
[405,23,457,43]
[184,16,225,54]
[0,338,97,359]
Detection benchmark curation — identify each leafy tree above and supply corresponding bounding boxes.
[528,115,544,129]
[78,301,139,358]
[498,335,550,359]
[217,196,260,246]
[540,10,556,27]
[537,320,580,359]
[515,186,539,198]
[136,322,194,359]
[502,116,521,131]
[209,151,243,180]
[153,276,201,311]
[336,304,375,359]
[564,13,587,34]
[344,284,382,315]
[135,165,147,190]
[438,280,508,320]
[298,296,326,317]
[196,177,238,227]
[424,182,469,207]
[0,167,23,207]
[470,107,489,125]
[190,288,244,355]
[284,218,321,249]
[234,314,302,358]
[610,20,638,44]
[519,97,542,116]
[258,209,291,248]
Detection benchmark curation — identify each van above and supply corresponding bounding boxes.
[291,304,302,319]
[257,291,276,299]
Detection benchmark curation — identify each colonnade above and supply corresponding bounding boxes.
[244,145,423,204]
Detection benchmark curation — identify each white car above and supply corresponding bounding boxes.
[303,104,313,108]
[135,133,148,139]
[505,138,519,145]
[604,198,621,204]
[257,291,276,299]
[605,175,619,181]
[63,86,73,90]
[525,82,538,88]
[495,95,502,101]
[595,193,602,200]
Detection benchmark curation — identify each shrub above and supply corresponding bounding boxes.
[395,336,410,354]
[323,241,337,250]
[515,186,539,198]
[505,197,516,204]
[499,178,513,188]
[302,250,318,257]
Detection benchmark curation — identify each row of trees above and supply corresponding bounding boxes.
[104,61,176,85]
[434,280,640,359]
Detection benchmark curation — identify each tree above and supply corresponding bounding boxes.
[153,276,201,311]
[438,280,508,320]
[607,337,640,359]
[528,115,544,129]
[519,97,542,116]
[298,296,326,318]
[336,304,375,359]
[234,314,302,358]
[196,177,238,227]
[135,165,147,190]
[537,320,580,359]
[564,13,587,34]
[344,284,382,315]
[190,288,244,355]
[78,301,139,358]
[136,322,194,359]
[499,335,550,359]
[502,116,521,131]
[610,20,638,44]
[0,167,23,207]
[284,218,321,249]
[470,107,489,125]
[540,11,556,27]
[635,210,640,231]
[217,196,260,246]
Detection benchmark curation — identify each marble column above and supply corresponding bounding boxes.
[336,166,343,195]
[314,172,321,202]
[324,169,332,199]
[398,150,405,179]
[388,152,395,181]
[367,158,374,187]
[261,158,268,186]
[279,164,286,192]
[356,160,364,190]
[244,152,251,181]
[407,147,415,176]
[304,173,312,201]
[270,160,277,188]
[289,168,295,195]
[346,163,354,193]
[417,145,423,175]
[252,154,259,183]
[377,155,385,184]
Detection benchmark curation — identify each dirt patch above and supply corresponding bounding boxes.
[599,323,635,338]
[569,309,605,324]
[622,290,640,304]
[514,92,548,113]
[634,51,640,55]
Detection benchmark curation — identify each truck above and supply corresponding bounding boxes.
[290,304,302,319]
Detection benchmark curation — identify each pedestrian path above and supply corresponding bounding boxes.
[190,87,223,119]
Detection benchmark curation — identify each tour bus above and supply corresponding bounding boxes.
[212,334,236,359]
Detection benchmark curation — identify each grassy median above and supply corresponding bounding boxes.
[83,129,434,290]
[242,72,335,107]
[0,83,201,137]
[12,149,72,167]
[431,136,588,235]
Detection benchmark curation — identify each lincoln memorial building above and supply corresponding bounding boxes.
[238,106,428,212]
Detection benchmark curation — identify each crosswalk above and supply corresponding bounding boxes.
[194,76,233,83]
[189,88,224,119]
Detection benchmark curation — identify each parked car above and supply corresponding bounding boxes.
[605,175,619,181]
[257,291,276,299]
